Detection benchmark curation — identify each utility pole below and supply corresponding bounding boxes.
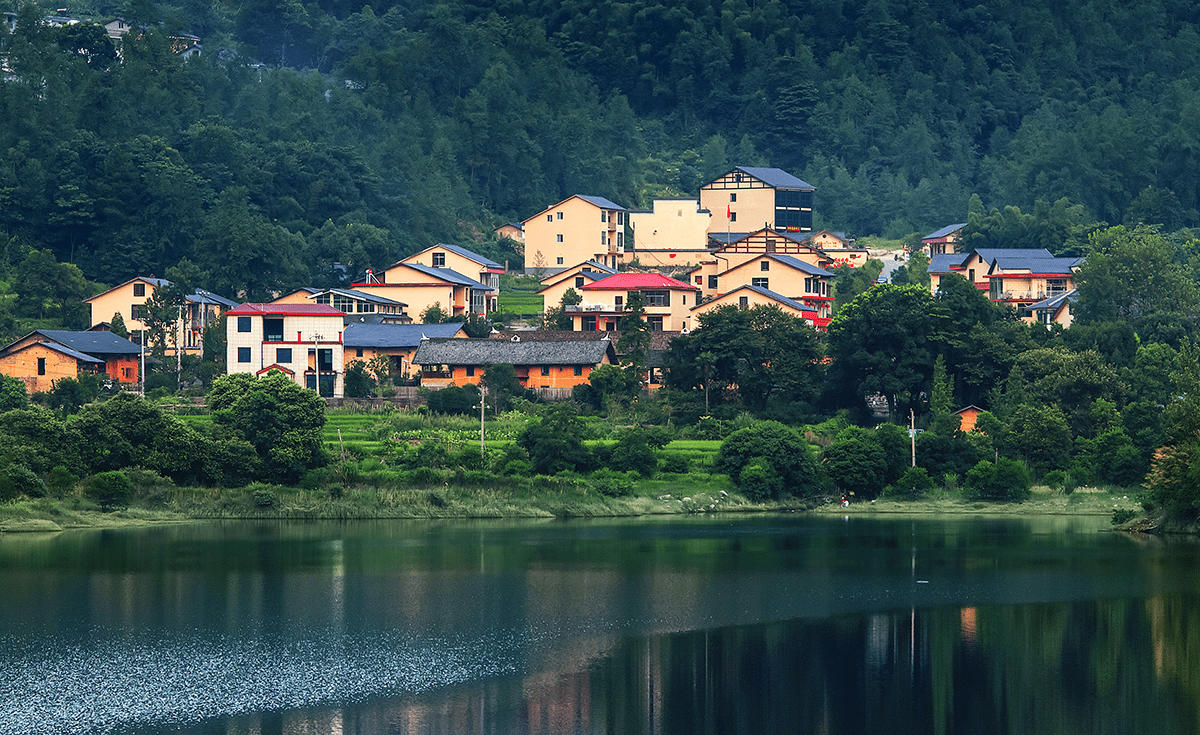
[910,409,916,467]
[479,383,486,458]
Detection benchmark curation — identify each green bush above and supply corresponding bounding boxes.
[965,458,1032,502]
[739,459,783,501]
[715,421,817,500]
[660,454,691,474]
[252,487,276,508]
[0,463,46,500]
[86,471,132,511]
[888,466,934,499]
[1112,508,1136,525]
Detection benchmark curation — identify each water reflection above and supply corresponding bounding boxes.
[1,516,1197,734]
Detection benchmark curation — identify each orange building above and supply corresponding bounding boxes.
[0,330,142,392]
[522,194,629,272]
[413,335,617,390]
[954,405,985,433]
[343,322,466,380]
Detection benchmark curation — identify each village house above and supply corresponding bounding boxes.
[0,330,142,393]
[537,260,616,310]
[273,287,411,324]
[225,303,346,397]
[985,255,1084,310]
[400,243,505,311]
[699,167,815,235]
[342,322,466,381]
[413,335,617,391]
[626,198,713,267]
[919,223,968,256]
[567,272,700,332]
[688,228,835,301]
[494,223,525,249]
[351,261,495,320]
[698,253,834,327]
[1024,289,1078,328]
[521,194,628,273]
[84,276,235,354]
[691,284,821,326]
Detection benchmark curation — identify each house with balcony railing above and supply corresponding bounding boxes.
[225,303,346,397]
[985,256,1084,311]
[568,272,700,332]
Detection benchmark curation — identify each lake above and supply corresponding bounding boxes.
[0,514,1196,734]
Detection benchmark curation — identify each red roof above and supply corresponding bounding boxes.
[226,303,344,316]
[581,272,698,291]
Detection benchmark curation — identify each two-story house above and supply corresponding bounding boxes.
[985,256,1084,311]
[691,285,821,326]
[701,253,834,328]
[626,198,713,267]
[0,330,142,393]
[569,272,699,332]
[273,287,410,324]
[225,303,346,397]
[352,262,495,321]
[537,260,616,311]
[688,229,835,303]
[919,223,968,256]
[521,195,628,272]
[401,243,504,312]
[84,276,235,354]
[700,167,815,235]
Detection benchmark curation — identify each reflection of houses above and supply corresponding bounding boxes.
[413,335,616,390]
[343,323,465,380]
[538,261,616,310]
[691,284,821,327]
[521,195,628,272]
[225,303,346,397]
[919,223,967,256]
[0,330,142,392]
[83,276,235,354]
[985,255,1083,310]
[700,166,814,234]
[568,272,700,332]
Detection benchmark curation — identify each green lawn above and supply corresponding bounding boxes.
[497,292,544,317]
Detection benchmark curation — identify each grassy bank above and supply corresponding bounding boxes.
[812,485,1142,517]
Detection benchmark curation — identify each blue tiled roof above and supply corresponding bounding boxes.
[312,288,407,306]
[991,256,1083,274]
[733,285,817,313]
[734,167,815,190]
[972,248,1054,265]
[434,243,503,269]
[187,289,238,308]
[928,253,968,273]
[765,253,834,277]
[923,223,968,240]
[1026,289,1079,311]
[401,263,497,291]
[37,341,105,364]
[343,323,464,348]
[577,195,626,211]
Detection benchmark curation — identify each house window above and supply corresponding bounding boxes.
[602,232,607,244]
[237,316,252,333]
[615,296,624,309]
[557,257,564,265]
[556,234,563,242]
[432,252,445,267]
[37,357,45,375]
[730,193,737,202]
[547,214,553,222]
[355,348,364,357]
[617,233,623,248]
[729,212,737,222]
[276,348,292,363]
[333,294,354,312]
[682,295,687,305]
[695,276,702,284]
[752,278,769,289]
[582,315,597,331]
[130,304,144,320]
[237,347,251,363]
[1047,278,1067,294]
[601,211,607,222]
[739,296,749,309]
[617,212,624,225]
[133,283,145,297]
[574,365,583,376]
[557,211,564,220]
[576,276,585,287]
[647,316,664,331]
[968,268,976,281]
[316,294,331,305]
[643,290,669,307]
[761,260,770,271]
[263,318,284,342]
[540,365,550,376]
[708,275,718,289]
[466,366,475,377]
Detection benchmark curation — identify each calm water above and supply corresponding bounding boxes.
[0,514,1197,735]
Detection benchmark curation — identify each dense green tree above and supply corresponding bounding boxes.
[208,372,327,482]
[715,421,817,500]
[517,403,592,474]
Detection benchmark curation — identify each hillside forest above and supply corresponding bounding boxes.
[2,0,1200,306]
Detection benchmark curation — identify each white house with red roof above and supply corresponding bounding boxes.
[225,303,346,397]
[568,272,700,332]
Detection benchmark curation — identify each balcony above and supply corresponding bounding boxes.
[993,289,1068,302]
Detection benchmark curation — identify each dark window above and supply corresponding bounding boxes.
[557,257,564,265]
[582,315,597,331]
[729,212,737,222]
[708,275,718,289]
[739,296,749,309]
[263,318,284,342]
[695,276,702,284]
[355,348,364,357]
[761,260,770,271]
[317,349,333,372]
[753,278,769,289]
[730,193,737,202]
[237,347,251,363]
[237,316,251,333]
[37,357,45,375]
[133,283,145,297]
[466,366,475,377]
[573,365,583,376]
[643,290,669,307]
[775,189,802,208]
[576,276,585,287]
[276,348,292,363]
[647,316,664,331]
[130,305,144,320]
[540,366,550,376]
[799,191,813,209]
[432,252,445,267]
[968,268,975,281]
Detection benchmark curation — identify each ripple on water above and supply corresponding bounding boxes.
[0,627,531,735]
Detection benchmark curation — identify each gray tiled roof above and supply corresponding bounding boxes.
[739,285,817,313]
[343,323,464,348]
[990,256,1083,274]
[1026,289,1079,311]
[34,329,143,356]
[928,253,968,273]
[766,254,833,277]
[312,288,407,306]
[434,243,503,269]
[577,195,626,211]
[972,248,1055,265]
[36,341,105,364]
[414,337,613,366]
[401,263,497,291]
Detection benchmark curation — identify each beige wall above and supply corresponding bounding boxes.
[628,199,711,264]
[227,313,346,396]
[691,290,813,323]
[538,264,613,312]
[569,291,697,332]
[989,273,1076,304]
[700,180,776,234]
[85,279,155,339]
[523,196,626,272]
[712,256,832,319]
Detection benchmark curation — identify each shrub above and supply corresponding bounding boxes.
[1112,508,1136,525]
[715,421,817,500]
[965,458,1032,502]
[889,466,934,499]
[252,487,276,508]
[0,463,46,500]
[46,465,76,497]
[739,459,783,501]
[86,471,132,511]
[660,454,691,474]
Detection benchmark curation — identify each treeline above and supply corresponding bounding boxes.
[5,0,1200,299]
